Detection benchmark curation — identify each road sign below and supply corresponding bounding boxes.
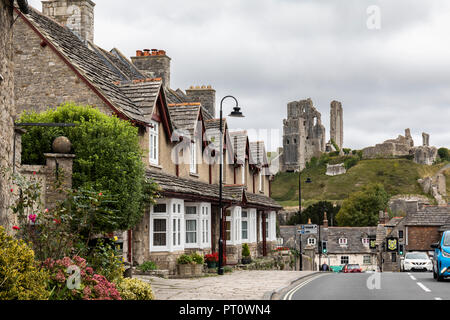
[297,224,318,235]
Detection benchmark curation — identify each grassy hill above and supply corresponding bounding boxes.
[272,159,450,209]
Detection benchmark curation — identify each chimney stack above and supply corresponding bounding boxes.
[42,0,95,43]
[186,85,216,117]
[131,48,171,89]
[323,212,328,228]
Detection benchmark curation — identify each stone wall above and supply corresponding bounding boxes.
[131,50,171,89]
[330,100,343,151]
[0,0,15,232]
[42,0,95,43]
[13,16,112,116]
[326,163,346,176]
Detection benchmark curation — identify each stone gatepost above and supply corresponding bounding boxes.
[303,247,316,271]
[43,137,75,209]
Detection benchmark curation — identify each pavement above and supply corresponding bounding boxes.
[283,271,450,300]
[135,270,318,300]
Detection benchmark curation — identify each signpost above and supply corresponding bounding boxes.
[297,224,318,271]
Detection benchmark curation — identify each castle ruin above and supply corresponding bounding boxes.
[280,98,343,172]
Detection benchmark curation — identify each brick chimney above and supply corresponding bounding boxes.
[323,211,328,228]
[131,49,171,89]
[185,85,216,117]
[42,0,95,43]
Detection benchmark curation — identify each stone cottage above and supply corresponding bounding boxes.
[12,1,282,274]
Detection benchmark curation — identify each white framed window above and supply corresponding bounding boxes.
[149,120,159,165]
[190,141,197,174]
[362,238,370,246]
[363,255,372,265]
[241,210,248,241]
[201,205,210,245]
[185,220,197,244]
[339,238,348,246]
[150,199,184,253]
[340,256,349,265]
[226,206,242,245]
[307,237,316,246]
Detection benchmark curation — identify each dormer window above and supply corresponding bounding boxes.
[362,238,370,246]
[307,237,316,246]
[149,121,159,165]
[339,238,348,246]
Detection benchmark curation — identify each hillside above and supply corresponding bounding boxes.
[271,159,449,209]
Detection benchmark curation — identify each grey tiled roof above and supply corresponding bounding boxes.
[229,131,248,165]
[116,79,163,120]
[249,141,268,166]
[109,48,146,80]
[324,227,378,254]
[146,170,281,210]
[23,8,147,124]
[167,103,201,139]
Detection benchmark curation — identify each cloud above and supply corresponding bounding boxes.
[26,0,450,150]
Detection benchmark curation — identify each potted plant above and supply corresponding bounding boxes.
[177,254,194,276]
[205,252,219,269]
[241,243,252,264]
[190,252,204,275]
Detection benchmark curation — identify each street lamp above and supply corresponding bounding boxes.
[298,173,312,271]
[218,95,244,276]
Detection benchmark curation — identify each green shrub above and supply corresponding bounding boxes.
[19,103,159,232]
[138,261,158,272]
[438,148,450,161]
[344,156,360,170]
[177,254,193,265]
[242,243,251,257]
[190,252,204,265]
[84,239,124,283]
[117,278,155,300]
[0,226,50,300]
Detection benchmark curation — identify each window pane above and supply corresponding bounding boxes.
[242,211,248,218]
[186,206,197,215]
[154,219,166,232]
[242,221,248,239]
[154,204,166,213]
[153,233,166,246]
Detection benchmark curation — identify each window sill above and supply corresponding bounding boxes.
[150,163,163,170]
[189,173,199,178]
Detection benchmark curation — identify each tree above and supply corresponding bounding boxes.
[336,183,390,227]
[438,148,450,162]
[287,201,341,226]
[19,103,158,232]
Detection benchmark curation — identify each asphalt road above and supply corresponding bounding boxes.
[283,272,450,300]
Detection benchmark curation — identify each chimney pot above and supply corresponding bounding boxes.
[136,50,143,57]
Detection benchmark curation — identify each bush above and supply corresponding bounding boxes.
[84,239,124,283]
[0,227,50,300]
[344,156,360,170]
[137,261,158,272]
[42,256,121,300]
[438,148,450,161]
[190,252,204,265]
[242,243,251,257]
[117,278,155,300]
[177,254,193,265]
[19,103,159,232]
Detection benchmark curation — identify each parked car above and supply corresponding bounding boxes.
[342,264,362,273]
[431,230,450,281]
[401,252,433,272]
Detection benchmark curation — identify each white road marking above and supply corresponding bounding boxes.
[409,275,417,281]
[417,282,431,293]
[283,273,328,300]
[435,297,443,300]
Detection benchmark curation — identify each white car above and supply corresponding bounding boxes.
[401,252,433,272]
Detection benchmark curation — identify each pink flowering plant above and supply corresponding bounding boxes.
[42,256,121,300]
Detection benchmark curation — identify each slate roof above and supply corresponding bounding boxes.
[229,131,248,165]
[167,103,201,139]
[21,7,148,124]
[323,227,378,254]
[116,79,163,120]
[165,88,214,121]
[146,170,281,210]
[249,141,268,166]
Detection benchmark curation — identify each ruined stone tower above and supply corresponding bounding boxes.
[185,85,216,117]
[131,49,171,89]
[330,100,343,151]
[281,98,326,171]
[42,0,95,43]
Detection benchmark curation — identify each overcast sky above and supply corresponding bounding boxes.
[29,0,449,152]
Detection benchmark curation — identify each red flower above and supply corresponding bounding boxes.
[12,226,20,230]
[53,219,61,224]
[10,189,13,193]
[98,193,103,196]
[33,171,36,175]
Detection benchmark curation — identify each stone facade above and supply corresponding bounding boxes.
[330,100,343,151]
[413,146,438,165]
[42,0,95,42]
[131,49,171,89]
[0,0,15,232]
[185,86,216,118]
[326,163,346,176]
[362,128,414,159]
[281,98,326,171]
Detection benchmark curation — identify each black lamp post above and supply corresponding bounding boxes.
[218,96,244,276]
[298,172,311,271]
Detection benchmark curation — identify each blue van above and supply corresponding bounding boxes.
[431,230,450,281]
